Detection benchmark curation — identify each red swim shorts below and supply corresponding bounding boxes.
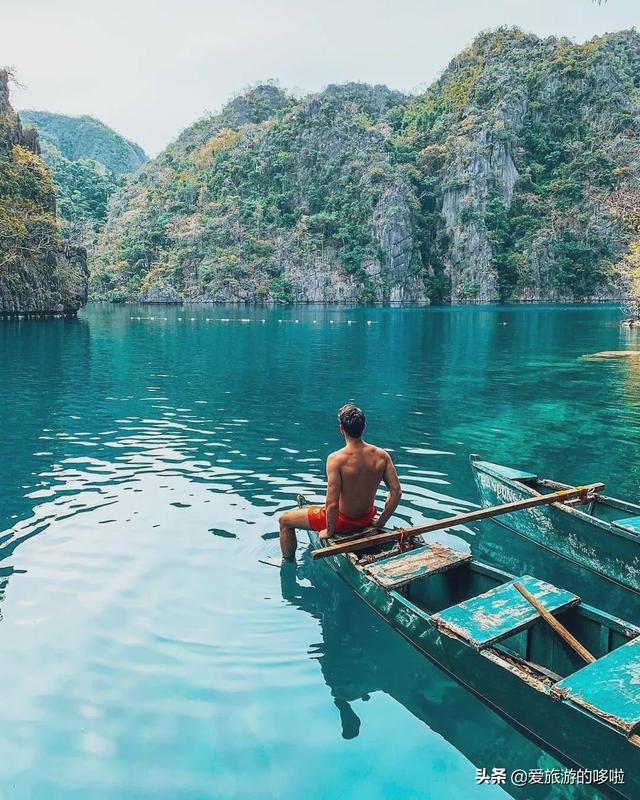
[307,505,376,534]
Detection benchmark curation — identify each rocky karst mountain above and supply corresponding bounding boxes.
[94,28,640,304]
[92,82,422,303]
[0,71,87,315]
[19,111,147,251]
[400,27,640,303]
[19,111,146,175]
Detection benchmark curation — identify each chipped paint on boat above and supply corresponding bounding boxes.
[471,457,640,594]
[308,531,640,800]
[432,576,579,648]
[552,638,640,734]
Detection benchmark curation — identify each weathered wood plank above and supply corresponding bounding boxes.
[432,576,580,649]
[552,638,640,735]
[364,542,470,589]
[612,516,640,534]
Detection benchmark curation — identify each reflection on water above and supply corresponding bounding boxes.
[0,304,636,798]
[280,554,608,800]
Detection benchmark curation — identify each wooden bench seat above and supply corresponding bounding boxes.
[432,576,580,650]
[364,542,470,590]
[611,515,640,535]
[552,637,640,735]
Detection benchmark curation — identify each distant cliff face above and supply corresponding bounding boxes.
[94,29,640,304]
[398,27,640,303]
[0,71,88,316]
[93,83,426,303]
[19,111,146,175]
[19,111,147,252]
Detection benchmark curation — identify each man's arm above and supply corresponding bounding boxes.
[375,452,402,528]
[322,454,342,539]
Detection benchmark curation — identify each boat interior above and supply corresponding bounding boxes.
[350,538,640,736]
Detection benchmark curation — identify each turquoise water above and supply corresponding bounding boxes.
[1,303,638,800]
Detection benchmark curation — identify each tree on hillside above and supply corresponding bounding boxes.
[609,187,640,322]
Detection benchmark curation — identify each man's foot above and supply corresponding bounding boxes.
[259,555,297,568]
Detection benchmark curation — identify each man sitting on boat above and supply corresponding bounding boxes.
[279,404,403,561]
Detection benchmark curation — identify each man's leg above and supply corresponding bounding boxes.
[279,507,314,560]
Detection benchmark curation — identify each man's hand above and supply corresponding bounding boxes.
[319,528,330,540]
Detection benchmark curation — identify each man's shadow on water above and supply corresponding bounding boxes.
[279,551,609,800]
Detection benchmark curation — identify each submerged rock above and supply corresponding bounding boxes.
[581,350,640,360]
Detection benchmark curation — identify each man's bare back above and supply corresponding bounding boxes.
[326,440,397,519]
[278,404,402,560]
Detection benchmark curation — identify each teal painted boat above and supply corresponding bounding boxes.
[470,456,640,597]
[309,531,640,799]
[281,557,613,800]
[470,513,640,627]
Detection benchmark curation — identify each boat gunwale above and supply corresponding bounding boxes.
[599,494,640,515]
[472,458,640,545]
[539,478,640,517]
[484,512,640,598]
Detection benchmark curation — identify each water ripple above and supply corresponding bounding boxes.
[0,303,630,799]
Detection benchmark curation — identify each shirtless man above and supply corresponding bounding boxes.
[278,404,402,561]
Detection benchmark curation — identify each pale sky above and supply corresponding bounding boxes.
[2,0,638,155]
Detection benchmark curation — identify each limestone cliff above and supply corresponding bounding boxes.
[94,29,640,304]
[0,70,88,316]
[93,83,425,303]
[400,28,639,302]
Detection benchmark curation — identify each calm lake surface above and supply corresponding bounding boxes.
[1,303,638,800]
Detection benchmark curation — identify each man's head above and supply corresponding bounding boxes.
[338,404,366,439]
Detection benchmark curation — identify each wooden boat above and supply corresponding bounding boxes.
[470,455,640,596]
[308,530,640,799]
[281,557,600,800]
[470,510,640,627]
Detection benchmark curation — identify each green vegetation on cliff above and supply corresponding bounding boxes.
[94,28,640,304]
[93,83,421,302]
[19,111,146,175]
[20,111,147,250]
[396,27,639,301]
[41,145,119,227]
[0,72,87,315]
[609,187,640,318]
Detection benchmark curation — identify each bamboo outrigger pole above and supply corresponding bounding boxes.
[311,482,605,560]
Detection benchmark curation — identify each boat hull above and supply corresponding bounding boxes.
[471,515,640,625]
[471,459,640,595]
[309,531,640,800]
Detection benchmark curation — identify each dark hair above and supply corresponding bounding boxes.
[338,404,366,438]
